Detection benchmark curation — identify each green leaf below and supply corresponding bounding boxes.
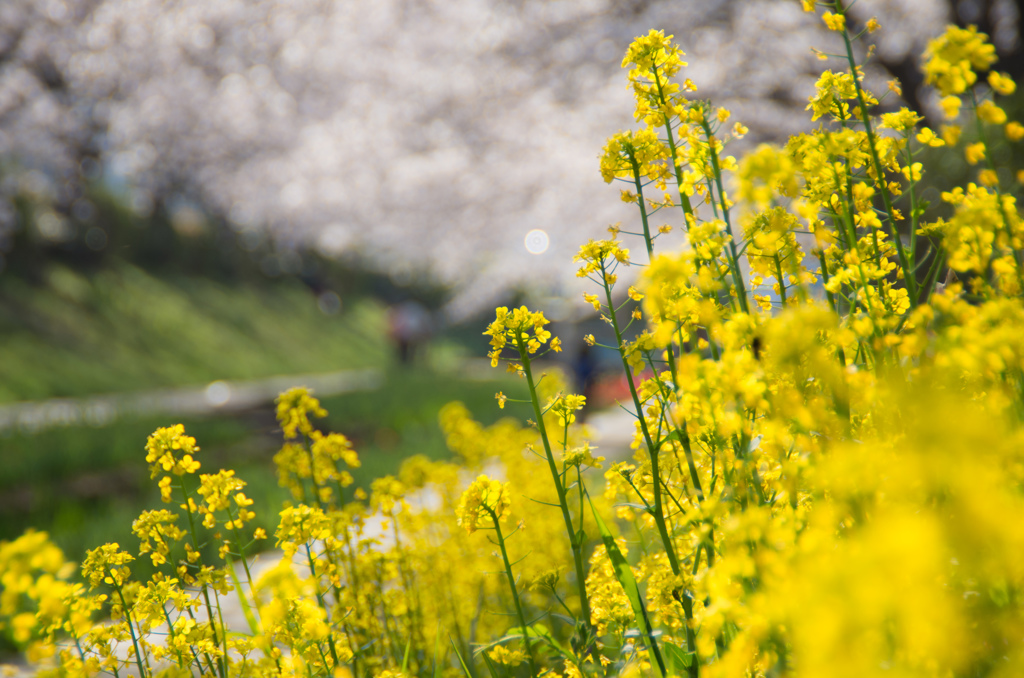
[478,625,570,661]
[480,646,500,678]
[662,641,695,673]
[550,613,576,627]
[402,639,412,673]
[586,492,666,678]
[450,635,474,678]
[525,624,571,660]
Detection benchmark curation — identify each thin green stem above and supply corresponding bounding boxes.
[516,341,594,629]
[698,112,750,315]
[304,543,342,671]
[113,583,148,678]
[487,508,538,677]
[651,67,695,225]
[629,156,656,259]
[598,260,698,675]
[177,474,224,676]
[598,266,680,575]
[836,0,918,304]
[773,253,789,306]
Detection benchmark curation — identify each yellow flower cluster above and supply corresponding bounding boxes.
[275,386,328,439]
[923,24,998,97]
[145,424,200,478]
[80,544,134,590]
[455,475,511,533]
[131,509,185,566]
[600,129,671,186]
[549,393,587,427]
[483,305,560,370]
[622,29,690,129]
[563,11,1024,677]
[0,531,76,648]
[575,239,631,281]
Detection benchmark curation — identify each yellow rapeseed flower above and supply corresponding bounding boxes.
[988,70,1016,95]
[923,25,997,97]
[916,127,945,147]
[599,128,670,184]
[941,124,962,145]
[81,544,134,589]
[821,11,846,31]
[978,168,999,186]
[806,71,858,121]
[488,646,527,666]
[965,141,986,165]
[483,306,555,367]
[145,424,200,479]
[275,386,326,439]
[574,239,630,278]
[977,100,1007,124]
[456,475,511,533]
[940,95,962,119]
[880,108,922,132]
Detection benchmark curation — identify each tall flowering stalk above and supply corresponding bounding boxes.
[457,475,537,676]
[483,307,596,639]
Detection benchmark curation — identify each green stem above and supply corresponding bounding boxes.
[904,135,921,262]
[599,266,681,575]
[177,474,224,675]
[113,583,149,678]
[487,508,538,677]
[598,260,698,675]
[629,155,656,259]
[698,112,750,315]
[651,67,695,225]
[837,0,918,305]
[516,342,594,629]
[817,249,840,314]
[224,507,262,639]
[304,543,342,671]
[773,253,788,306]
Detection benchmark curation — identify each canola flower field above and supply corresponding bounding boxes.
[5,2,1024,676]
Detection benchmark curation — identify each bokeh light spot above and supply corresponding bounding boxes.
[318,290,342,315]
[525,229,549,255]
[204,380,231,407]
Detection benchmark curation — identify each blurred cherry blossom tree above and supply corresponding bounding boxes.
[0,0,1009,316]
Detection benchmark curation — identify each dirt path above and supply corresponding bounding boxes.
[0,368,383,434]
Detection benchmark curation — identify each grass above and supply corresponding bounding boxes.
[0,262,388,402]
[319,360,528,484]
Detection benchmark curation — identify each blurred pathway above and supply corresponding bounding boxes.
[0,368,383,434]
[584,406,636,459]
